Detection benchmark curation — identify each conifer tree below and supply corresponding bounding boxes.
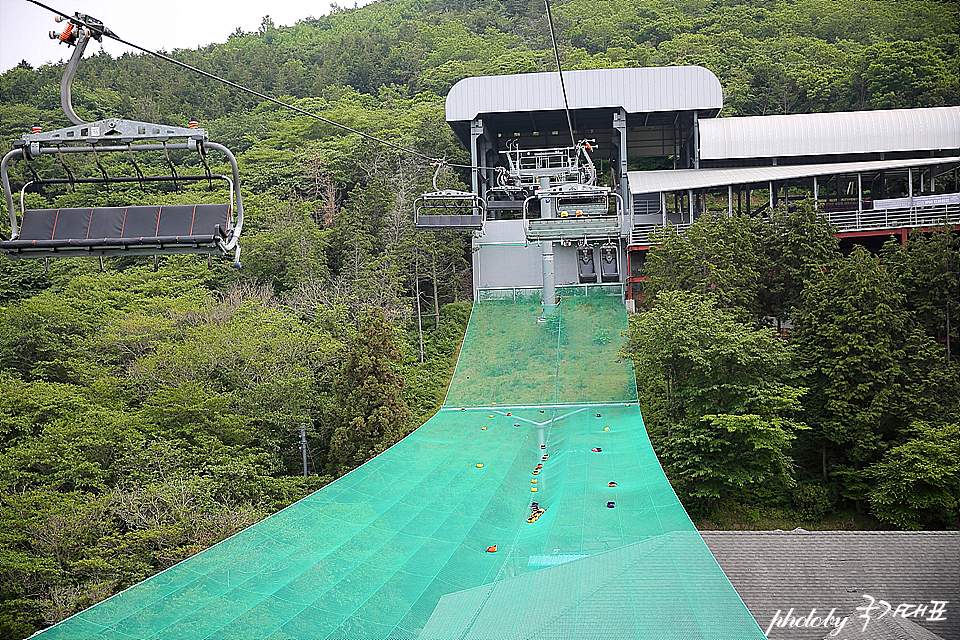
[791,246,951,504]
[327,308,411,477]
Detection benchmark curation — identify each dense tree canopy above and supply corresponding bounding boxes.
[621,290,806,512]
[630,212,959,527]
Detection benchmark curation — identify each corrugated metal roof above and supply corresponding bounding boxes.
[446,66,723,123]
[699,107,960,160]
[628,156,960,194]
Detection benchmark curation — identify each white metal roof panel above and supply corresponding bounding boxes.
[446,66,723,123]
[699,107,960,159]
[628,156,960,194]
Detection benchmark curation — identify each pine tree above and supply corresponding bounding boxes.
[791,246,948,505]
[327,308,411,477]
[758,202,841,331]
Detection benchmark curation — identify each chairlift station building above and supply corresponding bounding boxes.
[443,66,960,301]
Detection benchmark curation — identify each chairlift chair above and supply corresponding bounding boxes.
[0,13,243,266]
[577,245,598,283]
[599,243,620,282]
[414,161,484,230]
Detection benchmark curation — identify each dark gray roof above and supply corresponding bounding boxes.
[700,530,959,640]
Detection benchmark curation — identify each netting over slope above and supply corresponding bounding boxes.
[445,288,637,407]
[32,290,765,640]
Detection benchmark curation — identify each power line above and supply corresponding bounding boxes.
[544,0,576,148]
[26,0,443,165]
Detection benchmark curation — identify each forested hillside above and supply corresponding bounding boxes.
[0,0,958,637]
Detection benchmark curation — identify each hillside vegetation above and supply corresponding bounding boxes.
[0,0,958,637]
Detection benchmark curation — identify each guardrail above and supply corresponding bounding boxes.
[823,202,960,233]
[630,202,960,245]
[631,223,690,245]
[477,283,625,302]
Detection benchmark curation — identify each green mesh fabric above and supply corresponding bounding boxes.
[32,290,765,640]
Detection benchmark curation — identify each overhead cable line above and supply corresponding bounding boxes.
[544,0,576,148]
[26,0,455,167]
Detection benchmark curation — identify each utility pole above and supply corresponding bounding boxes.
[300,424,308,477]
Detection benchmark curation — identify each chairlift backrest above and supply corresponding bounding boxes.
[600,245,620,282]
[414,162,484,230]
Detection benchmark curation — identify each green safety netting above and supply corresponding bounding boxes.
[32,289,766,640]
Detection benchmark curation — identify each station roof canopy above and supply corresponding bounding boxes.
[628,156,960,195]
[445,66,723,142]
[699,106,960,160]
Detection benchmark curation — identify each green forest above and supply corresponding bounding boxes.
[0,0,958,636]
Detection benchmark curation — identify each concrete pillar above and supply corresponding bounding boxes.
[814,176,819,210]
[728,185,733,216]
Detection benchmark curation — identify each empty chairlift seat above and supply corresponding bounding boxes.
[578,247,598,283]
[414,190,485,230]
[0,203,232,258]
[600,245,620,282]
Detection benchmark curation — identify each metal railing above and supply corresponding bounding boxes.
[631,202,960,245]
[476,283,625,302]
[631,223,690,245]
[823,202,960,233]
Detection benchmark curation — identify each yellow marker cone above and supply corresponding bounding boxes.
[531,479,538,484]
[603,426,611,431]
[476,463,484,468]
[531,487,538,492]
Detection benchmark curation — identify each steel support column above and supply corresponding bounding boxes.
[693,110,700,170]
[541,176,556,317]
[614,109,630,214]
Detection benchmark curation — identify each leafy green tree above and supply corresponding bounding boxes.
[883,228,959,364]
[855,40,958,109]
[758,202,841,330]
[865,422,960,529]
[620,290,806,509]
